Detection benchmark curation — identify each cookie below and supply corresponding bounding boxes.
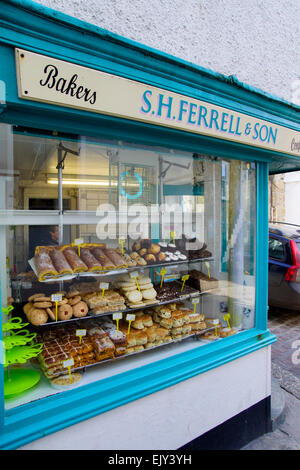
[68,295,82,306]
[28,308,48,326]
[142,288,157,300]
[57,304,73,321]
[28,293,45,302]
[126,290,143,303]
[72,301,88,318]
[66,290,80,298]
[127,303,145,308]
[46,307,56,321]
[33,301,53,308]
[140,283,154,290]
[23,302,33,315]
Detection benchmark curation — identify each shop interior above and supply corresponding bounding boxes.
[0,124,256,409]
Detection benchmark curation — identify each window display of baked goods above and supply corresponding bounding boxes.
[34,303,213,379]
[29,237,213,283]
[23,276,201,326]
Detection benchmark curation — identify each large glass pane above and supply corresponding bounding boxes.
[0,124,256,410]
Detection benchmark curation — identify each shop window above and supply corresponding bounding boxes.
[0,123,256,410]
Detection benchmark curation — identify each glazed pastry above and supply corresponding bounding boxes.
[63,247,88,273]
[144,254,156,264]
[136,257,147,266]
[49,249,73,276]
[79,248,103,271]
[138,248,148,257]
[149,243,160,255]
[157,252,167,262]
[91,247,116,270]
[104,249,127,268]
[34,251,58,281]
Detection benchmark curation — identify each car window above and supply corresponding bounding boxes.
[269,237,286,260]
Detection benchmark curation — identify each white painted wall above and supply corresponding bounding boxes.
[285,172,300,225]
[34,0,300,105]
[20,347,271,450]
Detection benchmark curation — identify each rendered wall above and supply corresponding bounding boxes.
[19,347,272,450]
[34,0,300,105]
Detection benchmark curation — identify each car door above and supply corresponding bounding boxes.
[268,234,292,304]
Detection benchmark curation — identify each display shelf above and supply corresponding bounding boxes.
[37,288,203,327]
[28,255,214,283]
[42,327,215,379]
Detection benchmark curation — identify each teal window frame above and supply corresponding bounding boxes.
[2,0,300,449]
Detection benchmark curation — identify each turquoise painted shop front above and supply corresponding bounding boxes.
[0,0,299,450]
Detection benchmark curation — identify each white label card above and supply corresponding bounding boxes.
[191,298,200,304]
[63,358,74,368]
[76,329,87,337]
[126,314,136,321]
[51,294,63,302]
[113,312,123,320]
[212,319,220,325]
[74,238,84,245]
[129,271,138,279]
[100,282,109,290]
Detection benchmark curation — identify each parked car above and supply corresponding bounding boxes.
[269,222,300,310]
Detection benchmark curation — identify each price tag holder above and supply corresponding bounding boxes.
[126,313,136,334]
[212,319,220,336]
[191,297,200,313]
[51,294,63,322]
[181,274,190,292]
[129,271,140,291]
[100,282,109,297]
[160,268,168,288]
[223,313,231,328]
[113,312,123,331]
[170,230,176,245]
[76,329,86,345]
[118,237,126,255]
[73,237,84,256]
[63,358,74,382]
[204,261,211,279]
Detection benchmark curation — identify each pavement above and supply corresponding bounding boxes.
[242,307,300,450]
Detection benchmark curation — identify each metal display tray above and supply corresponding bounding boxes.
[44,327,215,379]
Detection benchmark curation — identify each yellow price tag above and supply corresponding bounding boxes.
[100,282,109,297]
[113,312,123,331]
[191,297,199,313]
[126,314,136,334]
[51,294,62,322]
[181,274,190,291]
[212,319,220,336]
[204,261,211,279]
[63,358,74,382]
[73,238,84,256]
[223,314,231,328]
[129,271,140,291]
[118,237,126,255]
[76,329,86,345]
[160,268,168,288]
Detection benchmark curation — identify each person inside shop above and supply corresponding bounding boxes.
[28,225,59,260]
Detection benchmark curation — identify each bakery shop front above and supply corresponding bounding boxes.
[1,0,300,451]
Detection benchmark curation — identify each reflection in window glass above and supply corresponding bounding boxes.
[0,123,256,410]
